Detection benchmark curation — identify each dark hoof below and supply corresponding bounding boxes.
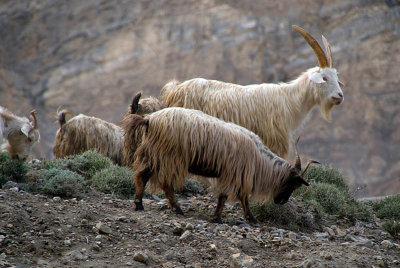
[246,216,260,227]
[173,206,184,216]
[135,203,144,211]
[211,216,223,224]
[250,221,260,227]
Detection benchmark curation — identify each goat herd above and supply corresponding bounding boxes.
[1,26,344,225]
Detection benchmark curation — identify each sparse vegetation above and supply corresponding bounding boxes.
[39,168,86,198]
[0,152,28,186]
[91,165,135,199]
[372,194,400,237]
[251,199,322,232]
[0,152,394,233]
[252,165,373,231]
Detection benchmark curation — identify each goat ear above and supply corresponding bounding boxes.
[308,72,325,84]
[20,124,31,137]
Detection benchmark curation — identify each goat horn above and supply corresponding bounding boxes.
[294,136,301,171]
[300,160,321,177]
[321,35,333,68]
[292,25,329,68]
[130,92,142,114]
[30,110,38,129]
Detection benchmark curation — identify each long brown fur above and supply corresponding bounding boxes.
[128,107,293,203]
[53,112,124,165]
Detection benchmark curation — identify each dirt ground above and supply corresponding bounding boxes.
[0,187,399,268]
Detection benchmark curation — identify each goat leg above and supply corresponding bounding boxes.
[212,194,227,224]
[134,166,152,211]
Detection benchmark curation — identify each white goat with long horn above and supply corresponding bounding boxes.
[161,25,344,158]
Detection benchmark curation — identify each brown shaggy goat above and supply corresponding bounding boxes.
[122,107,314,225]
[53,110,125,165]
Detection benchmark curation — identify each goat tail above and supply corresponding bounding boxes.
[56,108,73,127]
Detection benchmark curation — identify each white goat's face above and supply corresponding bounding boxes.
[7,122,40,161]
[308,67,344,121]
[308,67,344,105]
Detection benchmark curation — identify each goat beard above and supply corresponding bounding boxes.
[320,101,335,122]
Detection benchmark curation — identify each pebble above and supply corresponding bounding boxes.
[53,196,61,202]
[96,222,112,234]
[323,227,335,238]
[179,230,191,241]
[230,253,254,268]
[380,240,393,249]
[133,252,148,263]
[186,223,194,230]
[209,243,217,252]
[173,226,184,236]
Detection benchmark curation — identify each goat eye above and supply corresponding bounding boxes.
[28,138,32,142]
[323,77,328,82]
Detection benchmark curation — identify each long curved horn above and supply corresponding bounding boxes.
[292,25,329,68]
[301,160,321,177]
[322,35,333,68]
[294,137,301,171]
[30,110,38,129]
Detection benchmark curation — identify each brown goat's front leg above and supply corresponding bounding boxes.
[134,167,153,211]
[163,183,184,216]
[212,194,227,224]
[240,196,259,226]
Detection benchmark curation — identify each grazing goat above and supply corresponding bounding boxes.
[53,109,125,165]
[0,107,40,161]
[161,25,344,158]
[53,93,164,166]
[123,107,315,225]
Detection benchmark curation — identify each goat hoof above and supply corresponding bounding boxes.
[135,204,144,211]
[211,217,223,224]
[173,206,184,216]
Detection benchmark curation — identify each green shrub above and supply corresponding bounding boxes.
[91,165,135,199]
[181,178,207,196]
[302,182,347,215]
[39,168,85,198]
[0,152,28,186]
[33,151,112,179]
[295,165,373,222]
[304,165,349,191]
[251,199,322,232]
[373,194,400,220]
[382,220,400,238]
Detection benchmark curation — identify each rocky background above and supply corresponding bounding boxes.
[1,0,399,197]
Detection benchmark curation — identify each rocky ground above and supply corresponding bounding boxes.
[1,186,400,268]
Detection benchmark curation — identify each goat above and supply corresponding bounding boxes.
[122,107,316,225]
[122,92,165,167]
[53,93,163,166]
[0,107,40,161]
[53,109,125,165]
[160,25,344,159]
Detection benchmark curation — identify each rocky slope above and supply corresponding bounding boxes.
[1,187,400,267]
[1,0,399,197]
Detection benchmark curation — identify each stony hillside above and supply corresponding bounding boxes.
[1,0,399,197]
